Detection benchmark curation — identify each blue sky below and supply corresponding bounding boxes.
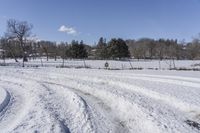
[0,0,200,44]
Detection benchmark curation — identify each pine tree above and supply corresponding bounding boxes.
[79,40,88,58]
[107,38,130,59]
[68,40,88,59]
[96,37,108,59]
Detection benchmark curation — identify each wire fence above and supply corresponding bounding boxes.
[0,58,200,71]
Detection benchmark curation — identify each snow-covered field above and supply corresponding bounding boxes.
[1,58,200,70]
[0,66,200,133]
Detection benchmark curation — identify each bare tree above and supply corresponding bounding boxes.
[156,39,166,60]
[5,19,33,67]
[0,37,19,62]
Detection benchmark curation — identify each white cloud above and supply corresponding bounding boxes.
[58,25,77,35]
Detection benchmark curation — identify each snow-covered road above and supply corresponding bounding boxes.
[0,67,200,133]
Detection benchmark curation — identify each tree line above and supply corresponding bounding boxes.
[0,19,200,65]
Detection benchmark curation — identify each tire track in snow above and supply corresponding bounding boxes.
[0,81,33,132]
[40,72,200,132]
[42,81,129,133]
[38,83,96,133]
[40,80,162,133]
[0,77,72,132]
[0,75,96,133]
[0,68,200,132]
[46,73,200,115]
[49,75,197,133]
[7,71,161,133]
[69,74,200,132]
[16,69,200,132]
[0,88,11,113]
[0,70,94,132]
[83,75,200,116]
[69,71,200,88]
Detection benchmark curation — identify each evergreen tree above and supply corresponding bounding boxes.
[68,40,88,59]
[107,38,130,59]
[96,37,108,59]
[79,40,88,58]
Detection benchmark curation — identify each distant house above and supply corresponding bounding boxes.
[88,49,96,59]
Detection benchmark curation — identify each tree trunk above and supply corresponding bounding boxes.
[83,59,86,68]
[129,59,133,69]
[22,54,25,67]
[159,60,161,69]
[40,57,43,67]
[172,58,176,68]
[62,58,65,67]
[20,41,27,67]
[55,53,57,61]
[46,53,49,61]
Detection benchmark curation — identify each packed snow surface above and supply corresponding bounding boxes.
[0,67,200,133]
